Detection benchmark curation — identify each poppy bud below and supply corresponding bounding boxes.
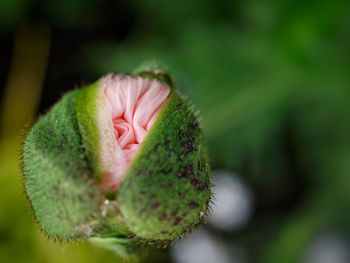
[23,62,211,256]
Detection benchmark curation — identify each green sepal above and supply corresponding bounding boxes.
[117,89,211,243]
[23,91,102,240]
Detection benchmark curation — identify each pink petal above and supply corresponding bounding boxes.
[99,74,170,191]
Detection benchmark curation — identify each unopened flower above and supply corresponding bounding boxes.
[22,62,211,256]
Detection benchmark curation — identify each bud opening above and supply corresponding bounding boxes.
[98,74,170,191]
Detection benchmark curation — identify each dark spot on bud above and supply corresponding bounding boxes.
[151,202,159,209]
[59,135,68,148]
[177,191,184,197]
[139,208,146,215]
[178,164,193,178]
[78,195,86,202]
[173,217,182,226]
[191,177,205,191]
[171,207,179,216]
[190,118,200,131]
[52,184,59,193]
[160,167,173,174]
[181,137,197,156]
[158,212,167,221]
[197,159,204,172]
[189,201,199,209]
[164,182,173,189]
[135,169,146,177]
[87,191,96,199]
[178,129,186,140]
[176,101,184,109]
[160,137,171,150]
[123,180,132,189]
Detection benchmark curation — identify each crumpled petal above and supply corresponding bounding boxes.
[100,74,170,190]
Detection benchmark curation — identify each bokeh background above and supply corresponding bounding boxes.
[1,0,350,262]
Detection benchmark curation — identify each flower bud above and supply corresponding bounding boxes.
[23,62,211,255]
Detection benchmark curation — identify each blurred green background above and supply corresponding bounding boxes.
[0,0,350,262]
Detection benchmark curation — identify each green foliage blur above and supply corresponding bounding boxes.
[0,0,349,262]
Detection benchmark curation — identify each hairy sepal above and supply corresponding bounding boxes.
[23,91,101,240]
[117,90,211,243]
